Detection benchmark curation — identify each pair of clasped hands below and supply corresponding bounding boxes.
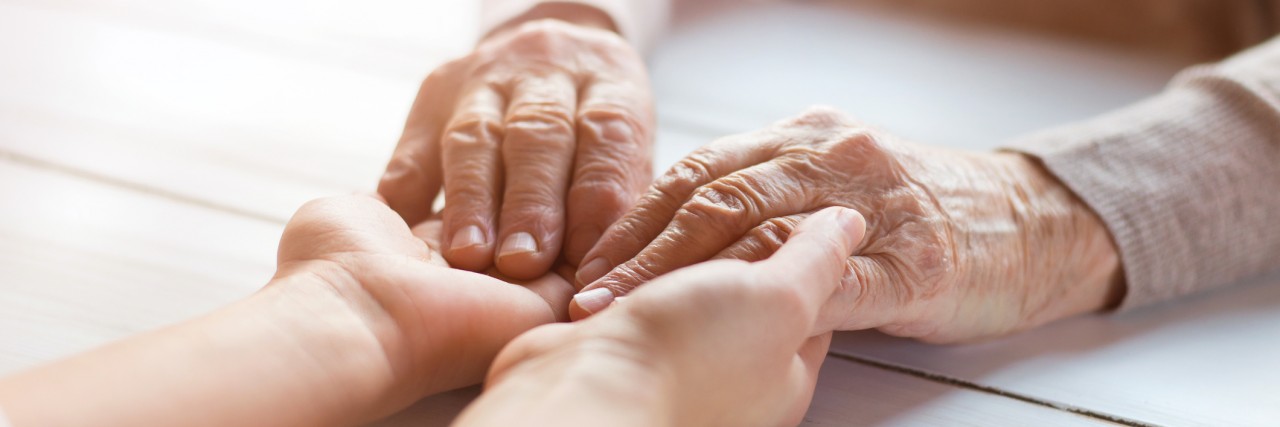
[0,6,1134,427]
[77,10,1124,427]
[330,10,1122,425]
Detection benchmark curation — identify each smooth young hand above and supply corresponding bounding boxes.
[0,195,575,427]
[457,207,867,427]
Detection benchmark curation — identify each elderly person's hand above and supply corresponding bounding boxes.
[573,108,1125,343]
[456,208,866,427]
[377,8,654,280]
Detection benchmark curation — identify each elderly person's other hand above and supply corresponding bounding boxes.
[378,10,654,280]
[573,107,1125,343]
[455,208,866,427]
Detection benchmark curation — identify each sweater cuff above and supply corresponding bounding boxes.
[480,0,668,53]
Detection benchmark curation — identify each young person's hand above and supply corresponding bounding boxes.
[0,195,575,427]
[378,4,655,280]
[575,107,1123,343]
[272,195,577,402]
[457,208,866,427]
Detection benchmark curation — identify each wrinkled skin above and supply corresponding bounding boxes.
[457,208,867,427]
[377,17,655,280]
[273,195,575,408]
[575,107,1123,343]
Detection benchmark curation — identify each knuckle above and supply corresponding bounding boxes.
[443,114,503,149]
[601,263,659,294]
[790,105,849,127]
[652,158,712,201]
[501,185,559,211]
[573,158,637,189]
[569,178,631,212]
[746,217,800,253]
[577,105,646,145]
[682,179,765,226]
[378,154,423,188]
[506,107,575,141]
[606,210,667,244]
[444,185,495,211]
[831,130,887,156]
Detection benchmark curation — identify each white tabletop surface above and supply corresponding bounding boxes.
[1,0,1269,425]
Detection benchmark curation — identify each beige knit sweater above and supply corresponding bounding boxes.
[482,0,1280,310]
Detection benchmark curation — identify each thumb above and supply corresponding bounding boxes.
[761,207,866,314]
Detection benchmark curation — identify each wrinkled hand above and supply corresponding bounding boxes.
[378,16,654,280]
[573,108,1123,343]
[274,195,574,409]
[457,208,866,427]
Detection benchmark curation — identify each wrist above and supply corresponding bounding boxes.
[256,267,411,421]
[484,2,620,42]
[1005,153,1125,321]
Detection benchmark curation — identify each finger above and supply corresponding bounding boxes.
[716,213,894,333]
[589,160,814,291]
[712,213,810,262]
[820,255,904,333]
[440,84,506,271]
[494,73,579,279]
[782,333,833,426]
[563,77,655,265]
[763,207,867,316]
[574,135,776,287]
[409,218,451,267]
[377,70,456,225]
[570,160,816,320]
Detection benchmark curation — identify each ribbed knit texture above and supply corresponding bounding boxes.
[1008,38,1280,309]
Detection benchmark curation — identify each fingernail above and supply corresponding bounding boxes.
[450,225,485,251]
[498,232,538,258]
[833,207,864,229]
[576,257,611,287]
[573,288,615,315]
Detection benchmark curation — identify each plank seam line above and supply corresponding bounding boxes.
[0,149,288,225]
[825,350,1161,427]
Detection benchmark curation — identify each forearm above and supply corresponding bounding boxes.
[0,276,397,427]
[481,0,670,51]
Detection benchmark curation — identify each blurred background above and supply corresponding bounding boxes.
[6,0,1273,425]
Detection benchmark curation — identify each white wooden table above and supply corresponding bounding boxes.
[2,1,1273,425]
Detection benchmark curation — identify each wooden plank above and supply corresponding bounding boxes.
[4,0,474,79]
[371,355,1118,426]
[0,160,279,372]
[0,1,422,221]
[829,273,1280,427]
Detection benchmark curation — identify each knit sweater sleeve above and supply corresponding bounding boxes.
[1005,36,1280,310]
